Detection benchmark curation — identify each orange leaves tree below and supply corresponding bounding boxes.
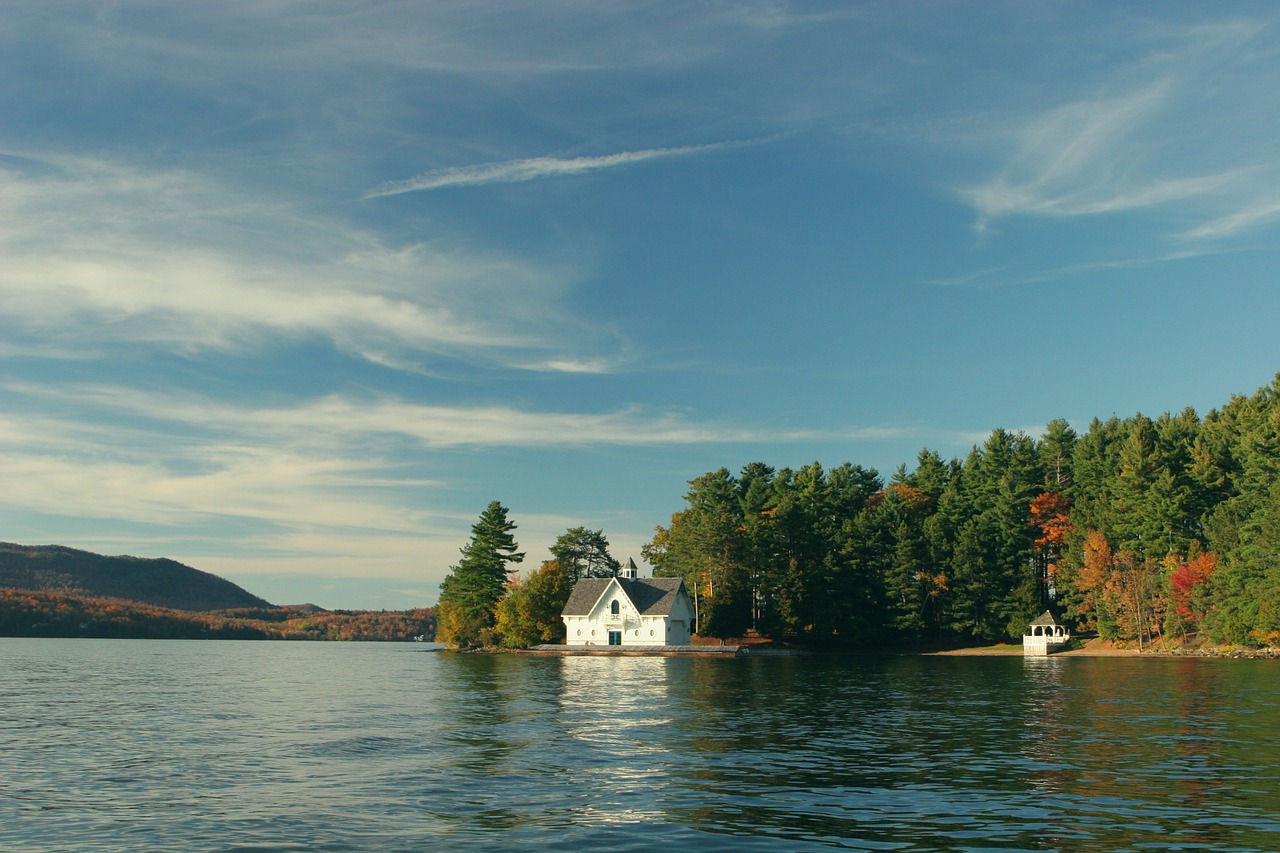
[1067,528,1218,648]
[1029,492,1073,608]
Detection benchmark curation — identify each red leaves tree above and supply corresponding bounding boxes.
[1167,548,1217,632]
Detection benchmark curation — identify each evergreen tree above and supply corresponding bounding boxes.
[639,371,1280,650]
[737,462,783,636]
[945,430,1041,640]
[550,527,620,581]
[824,463,886,642]
[773,464,835,639]
[688,468,753,638]
[1039,418,1077,495]
[436,501,524,648]
[886,517,931,636]
[909,448,956,504]
[645,468,749,638]
[1069,416,1125,537]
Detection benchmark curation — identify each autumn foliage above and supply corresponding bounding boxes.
[0,588,435,641]
[1168,548,1217,623]
[1068,529,1218,645]
[1029,493,1072,554]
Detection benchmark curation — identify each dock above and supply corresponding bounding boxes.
[517,644,806,657]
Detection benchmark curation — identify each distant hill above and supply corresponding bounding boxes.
[0,543,272,611]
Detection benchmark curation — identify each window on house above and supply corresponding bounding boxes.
[610,600,620,615]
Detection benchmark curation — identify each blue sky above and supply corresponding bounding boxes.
[4,2,1280,609]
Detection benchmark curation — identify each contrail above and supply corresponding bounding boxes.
[364,139,758,199]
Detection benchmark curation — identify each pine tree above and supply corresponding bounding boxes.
[549,527,620,581]
[1039,419,1077,495]
[436,501,524,648]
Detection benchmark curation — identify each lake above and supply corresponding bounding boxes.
[2,639,1279,852]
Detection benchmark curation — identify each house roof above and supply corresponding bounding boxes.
[1029,609,1061,627]
[562,578,611,615]
[625,577,684,614]
[561,576,687,617]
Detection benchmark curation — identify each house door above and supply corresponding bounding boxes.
[608,630,622,646]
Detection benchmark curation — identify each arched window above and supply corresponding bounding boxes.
[610,600,620,615]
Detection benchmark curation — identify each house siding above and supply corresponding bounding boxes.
[561,576,694,646]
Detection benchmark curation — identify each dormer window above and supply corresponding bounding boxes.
[610,600,620,615]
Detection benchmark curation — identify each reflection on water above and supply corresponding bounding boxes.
[1016,655,1280,851]
[3,640,1280,852]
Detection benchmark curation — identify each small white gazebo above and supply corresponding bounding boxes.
[1023,610,1070,656]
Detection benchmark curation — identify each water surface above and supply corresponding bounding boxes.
[3,639,1279,851]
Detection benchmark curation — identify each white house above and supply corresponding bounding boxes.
[561,559,695,647]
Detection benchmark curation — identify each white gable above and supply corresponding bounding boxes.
[561,572,693,647]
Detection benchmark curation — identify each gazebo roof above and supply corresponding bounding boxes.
[1029,609,1061,627]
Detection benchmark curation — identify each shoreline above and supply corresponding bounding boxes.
[926,637,1280,659]
[441,636,1280,659]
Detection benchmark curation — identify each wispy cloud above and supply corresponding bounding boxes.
[0,383,904,595]
[0,153,618,371]
[5,383,851,450]
[926,247,1234,289]
[923,267,1008,288]
[364,140,755,198]
[961,81,1226,225]
[0,381,924,543]
[959,18,1280,244]
[1181,196,1280,240]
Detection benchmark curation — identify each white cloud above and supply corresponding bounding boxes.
[5,382,848,450]
[928,247,1233,290]
[1181,196,1280,240]
[364,140,752,198]
[0,383,909,603]
[0,382,916,561]
[0,446,408,531]
[0,153,611,369]
[957,18,1280,245]
[962,81,1226,223]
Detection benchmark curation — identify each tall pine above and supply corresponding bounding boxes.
[436,501,524,648]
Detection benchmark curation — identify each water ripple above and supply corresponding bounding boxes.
[3,642,1280,851]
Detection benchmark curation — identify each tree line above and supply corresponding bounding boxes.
[437,373,1280,650]
[643,373,1280,648]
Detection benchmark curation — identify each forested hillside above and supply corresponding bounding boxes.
[0,589,436,641]
[643,373,1280,648]
[0,543,272,611]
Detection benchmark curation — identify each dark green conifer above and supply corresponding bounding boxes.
[436,501,523,648]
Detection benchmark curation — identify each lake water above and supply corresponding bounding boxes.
[3,640,1280,852]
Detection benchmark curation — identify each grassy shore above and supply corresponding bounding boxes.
[928,637,1280,658]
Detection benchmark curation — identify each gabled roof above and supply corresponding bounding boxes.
[560,576,687,617]
[561,578,612,616]
[1030,610,1061,627]
[624,577,685,615]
